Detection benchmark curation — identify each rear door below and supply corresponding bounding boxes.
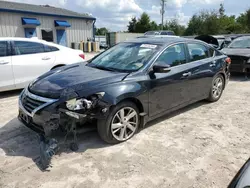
[0,41,14,91]
[11,40,56,88]
[185,43,216,99]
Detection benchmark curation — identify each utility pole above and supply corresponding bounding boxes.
[160,0,167,30]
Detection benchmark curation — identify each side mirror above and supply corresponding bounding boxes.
[153,63,171,73]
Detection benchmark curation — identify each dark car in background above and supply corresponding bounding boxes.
[222,36,250,73]
[18,37,230,144]
[144,30,175,36]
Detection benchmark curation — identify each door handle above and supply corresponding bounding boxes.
[42,57,51,60]
[0,61,9,65]
[182,72,192,77]
[210,61,216,67]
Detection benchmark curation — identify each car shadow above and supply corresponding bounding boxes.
[0,100,209,171]
[145,100,208,129]
[0,89,22,99]
[0,117,110,171]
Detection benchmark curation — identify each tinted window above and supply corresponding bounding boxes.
[14,41,45,55]
[160,32,168,35]
[0,41,7,57]
[228,37,250,48]
[156,43,186,67]
[167,31,175,35]
[50,46,59,52]
[187,43,209,62]
[89,42,160,72]
[209,48,215,57]
[44,45,59,52]
[215,50,223,56]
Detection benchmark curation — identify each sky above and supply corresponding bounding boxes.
[4,0,250,31]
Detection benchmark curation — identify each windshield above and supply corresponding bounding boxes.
[228,37,250,48]
[88,42,160,72]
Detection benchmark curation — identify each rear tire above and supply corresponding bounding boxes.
[207,74,225,102]
[97,101,140,144]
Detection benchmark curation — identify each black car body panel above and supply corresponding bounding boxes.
[18,37,230,138]
[228,158,250,188]
[29,63,128,99]
[222,48,250,73]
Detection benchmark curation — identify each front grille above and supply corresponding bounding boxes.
[22,95,46,113]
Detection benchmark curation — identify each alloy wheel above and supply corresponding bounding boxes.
[212,77,223,99]
[111,107,138,141]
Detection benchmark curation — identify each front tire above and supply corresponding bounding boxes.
[97,101,140,144]
[207,74,225,102]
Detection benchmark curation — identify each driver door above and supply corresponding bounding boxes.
[149,43,192,117]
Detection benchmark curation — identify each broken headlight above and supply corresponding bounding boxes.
[66,98,92,111]
[65,92,105,111]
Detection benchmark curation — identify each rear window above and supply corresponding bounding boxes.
[187,43,209,62]
[0,41,7,57]
[44,45,59,52]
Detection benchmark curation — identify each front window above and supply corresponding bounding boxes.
[156,43,186,67]
[228,37,250,48]
[88,42,161,72]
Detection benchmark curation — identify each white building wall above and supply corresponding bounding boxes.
[0,12,93,47]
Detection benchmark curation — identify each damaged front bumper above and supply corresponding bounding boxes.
[18,88,110,169]
[18,88,110,136]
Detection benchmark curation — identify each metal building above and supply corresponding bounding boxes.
[0,1,96,47]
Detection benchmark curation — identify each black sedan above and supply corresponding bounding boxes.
[228,158,250,188]
[222,36,250,74]
[18,37,231,145]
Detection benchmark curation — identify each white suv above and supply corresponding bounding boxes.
[0,37,85,92]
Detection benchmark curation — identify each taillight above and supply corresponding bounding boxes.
[225,57,231,65]
[79,54,85,59]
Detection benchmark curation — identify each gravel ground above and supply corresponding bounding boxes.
[0,74,249,188]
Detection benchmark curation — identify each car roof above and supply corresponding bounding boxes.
[233,36,250,40]
[0,37,41,41]
[0,37,64,48]
[125,37,205,46]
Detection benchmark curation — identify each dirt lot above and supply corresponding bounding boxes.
[0,75,249,188]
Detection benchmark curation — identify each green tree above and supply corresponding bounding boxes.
[184,14,203,35]
[219,3,225,18]
[246,9,250,31]
[127,17,137,33]
[164,19,185,35]
[135,12,152,33]
[150,21,159,30]
[96,27,109,35]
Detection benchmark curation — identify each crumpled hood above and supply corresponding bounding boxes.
[29,63,128,98]
[221,48,250,57]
